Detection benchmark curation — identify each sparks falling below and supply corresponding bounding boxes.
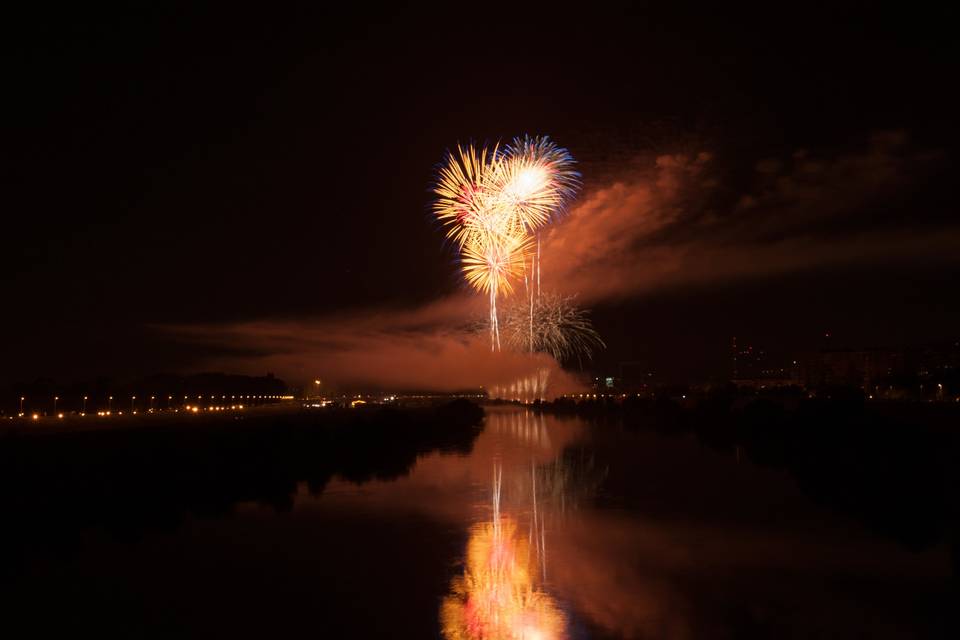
[502,293,605,365]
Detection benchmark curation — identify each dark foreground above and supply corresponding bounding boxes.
[1,399,957,638]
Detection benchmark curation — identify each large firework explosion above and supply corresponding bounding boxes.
[433,135,588,353]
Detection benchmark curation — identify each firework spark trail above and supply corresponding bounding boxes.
[460,227,533,351]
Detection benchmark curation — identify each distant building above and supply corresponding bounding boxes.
[730,337,799,389]
[731,337,765,380]
[802,348,904,389]
[604,361,657,394]
[914,341,960,380]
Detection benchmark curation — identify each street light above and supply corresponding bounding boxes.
[314,379,322,398]
[131,396,136,412]
[53,396,59,414]
[20,396,24,414]
[83,396,88,413]
[108,396,113,412]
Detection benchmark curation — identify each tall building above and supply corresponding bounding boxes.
[731,337,799,388]
[731,337,766,381]
[802,349,904,390]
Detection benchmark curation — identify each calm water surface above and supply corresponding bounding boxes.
[4,406,954,638]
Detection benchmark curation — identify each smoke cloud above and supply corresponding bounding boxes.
[164,295,584,395]
[542,131,954,301]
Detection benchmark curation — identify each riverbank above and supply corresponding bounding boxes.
[0,399,483,578]
[533,393,960,556]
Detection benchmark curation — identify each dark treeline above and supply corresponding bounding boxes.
[3,372,289,415]
[541,391,960,560]
[0,400,483,581]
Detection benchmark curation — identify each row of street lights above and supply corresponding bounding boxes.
[14,394,289,416]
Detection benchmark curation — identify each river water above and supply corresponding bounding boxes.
[3,406,954,638]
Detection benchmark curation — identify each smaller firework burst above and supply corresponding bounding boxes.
[501,292,605,364]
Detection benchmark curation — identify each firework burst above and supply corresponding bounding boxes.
[460,229,534,297]
[433,144,500,249]
[502,292,605,364]
[498,134,580,227]
[462,228,534,350]
[433,136,586,353]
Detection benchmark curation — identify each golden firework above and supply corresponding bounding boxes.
[433,136,581,351]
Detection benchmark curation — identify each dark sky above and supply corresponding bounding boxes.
[3,4,958,387]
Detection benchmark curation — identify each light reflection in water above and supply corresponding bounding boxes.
[490,409,552,450]
[441,465,566,639]
[285,406,949,638]
[441,410,580,640]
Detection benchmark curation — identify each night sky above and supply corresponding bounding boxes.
[3,4,958,389]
